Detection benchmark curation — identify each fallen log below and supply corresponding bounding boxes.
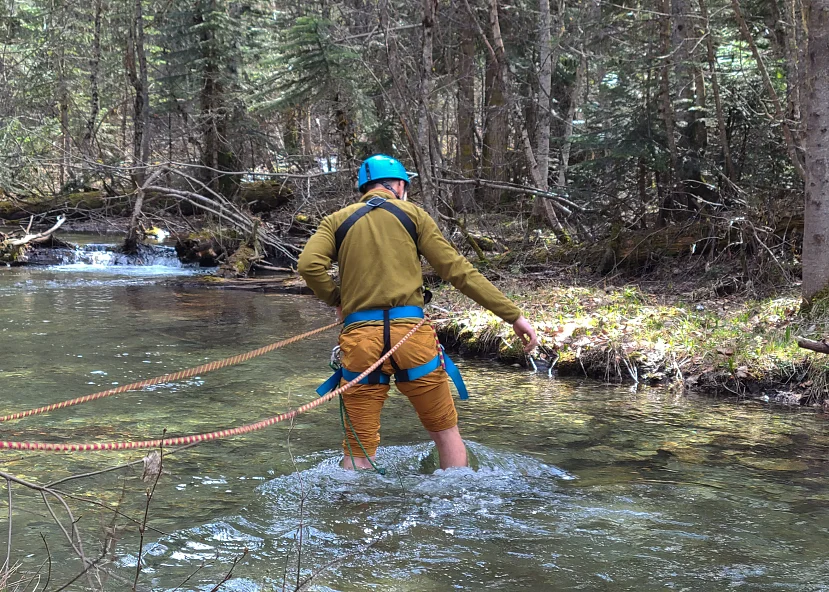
[797,337,829,354]
[6,215,67,246]
[1,215,67,263]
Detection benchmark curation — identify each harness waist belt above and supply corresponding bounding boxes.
[317,306,468,400]
[316,350,468,400]
[343,306,424,328]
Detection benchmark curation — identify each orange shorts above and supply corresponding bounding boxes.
[337,323,458,458]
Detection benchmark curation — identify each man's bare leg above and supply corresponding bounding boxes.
[428,425,467,469]
[341,455,376,470]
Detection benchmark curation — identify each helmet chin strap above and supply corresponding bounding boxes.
[380,181,401,199]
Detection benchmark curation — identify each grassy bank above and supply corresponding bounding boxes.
[429,278,829,409]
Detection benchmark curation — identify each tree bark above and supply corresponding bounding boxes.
[557,53,587,191]
[802,0,829,303]
[197,0,239,197]
[59,64,70,188]
[127,0,149,185]
[83,0,103,153]
[658,0,679,224]
[671,0,703,213]
[416,0,438,217]
[480,0,509,205]
[455,10,477,212]
[797,337,829,353]
[699,0,735,180]
[55,0,70,190]
[530,0,565,232]
[124,169,162,254]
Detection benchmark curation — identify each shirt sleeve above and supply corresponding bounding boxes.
[416,211,522,323]
[297,215,341,307]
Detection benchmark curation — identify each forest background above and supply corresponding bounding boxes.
[1,0,829,402]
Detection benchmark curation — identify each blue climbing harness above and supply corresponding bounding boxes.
[316,306,469,400]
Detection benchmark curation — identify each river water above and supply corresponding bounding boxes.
[1,246,828,591]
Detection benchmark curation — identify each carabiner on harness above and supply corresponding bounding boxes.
[329,345,342,371]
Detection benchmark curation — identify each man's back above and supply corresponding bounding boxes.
[298,187,521,323]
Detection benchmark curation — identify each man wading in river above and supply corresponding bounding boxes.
[298,154,538,470]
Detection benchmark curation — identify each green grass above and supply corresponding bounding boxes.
[430,281,828,404]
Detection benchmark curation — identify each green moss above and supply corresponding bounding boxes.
[0,201,17,219]
[188,228,243,242]
[238,181,293,211]
[65,190,103,209]
[428,282,829,402]
[219,244,256,278]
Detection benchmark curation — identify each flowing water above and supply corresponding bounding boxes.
[1,240,828,591]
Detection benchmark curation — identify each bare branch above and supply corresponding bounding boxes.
[6,216,66,247]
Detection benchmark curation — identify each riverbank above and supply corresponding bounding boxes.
[5,214,825,409]
[427,274,829,410]
[171,267,828,409]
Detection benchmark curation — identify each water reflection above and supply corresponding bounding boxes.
[0,267,828,591]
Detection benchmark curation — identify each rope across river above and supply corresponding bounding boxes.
[0,321,342,423]
[0,318,427,453]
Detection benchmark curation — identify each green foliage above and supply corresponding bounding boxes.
[255,16,361,110]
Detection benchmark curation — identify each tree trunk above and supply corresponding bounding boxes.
[699,0,735,180]
[55,0,70,189]
[461,0,576,230]
[84,0,103,153]
[59,68,70,189]
[301,107,314,157]
[282,108,301,156]
[379,0,419,181]
[480,0,509,205]
[123,187,146,255]
[415,0,438,217]
[802,0,829,303]
[198,0,238,197]
[671,0,703,213]
[200,2,219,190]
[657,0,679,225]
[531,0,565,232]
[334,92,356,167]
[557,53,587,190]
[784,0,806,125]
[455,11,477,212]
[127,0,149,185]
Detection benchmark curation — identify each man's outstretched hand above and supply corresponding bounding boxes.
[512,315,539,353]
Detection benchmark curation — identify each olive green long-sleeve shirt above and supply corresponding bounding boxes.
[297,189,522,324]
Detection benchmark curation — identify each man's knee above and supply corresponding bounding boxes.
[401,376,458,432]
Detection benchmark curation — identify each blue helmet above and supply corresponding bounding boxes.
[358,154,410,192]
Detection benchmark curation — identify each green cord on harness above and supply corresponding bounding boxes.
[338,394,386,475]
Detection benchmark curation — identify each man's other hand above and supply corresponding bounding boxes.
[512,316,539,353]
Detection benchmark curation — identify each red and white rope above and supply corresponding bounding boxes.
[0,318,427,453]
[0,321,342,423]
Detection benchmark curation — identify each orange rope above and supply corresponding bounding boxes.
[0,321,342,423]
[0,318,427,452]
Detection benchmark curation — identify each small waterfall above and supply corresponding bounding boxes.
[24,242,203,274]
[60,243,183,268]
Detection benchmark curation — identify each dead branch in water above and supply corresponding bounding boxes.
[2,215,66,247]
[1,215,68,263]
